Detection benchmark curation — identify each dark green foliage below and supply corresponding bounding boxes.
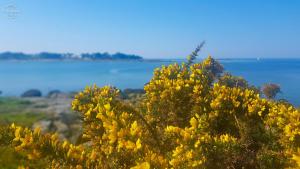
[262,83,281,99]
[218,72,249,88]
[218,72,260,93]
[203,56,224,78]
[187,41,205,67]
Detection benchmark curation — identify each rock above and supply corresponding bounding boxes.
[47,90,73,99]
[33,119,69,140]
[55,112,78,125]
[32,120,52,133]
[47,90,61,98]
[121,88,145,99]
[123,88,145,94]
[53,120,69,133]
[68,91,78,98]
[21,89,42,97]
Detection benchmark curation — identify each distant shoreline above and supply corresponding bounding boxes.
[0,51,143,61]
[0,59,178,64]
[0,88,145,99]
[1,51,299,62]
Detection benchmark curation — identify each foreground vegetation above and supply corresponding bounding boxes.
[1,50,300,168]
[0,98,51,168]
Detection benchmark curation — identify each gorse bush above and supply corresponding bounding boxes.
[1,55,300,169]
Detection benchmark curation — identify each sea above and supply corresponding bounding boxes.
[0,58,299,106]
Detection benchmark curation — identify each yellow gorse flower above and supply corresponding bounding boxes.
[0,56,299,168]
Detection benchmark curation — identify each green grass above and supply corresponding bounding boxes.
[0,97,47,127]
[0,97,31,114]
[0,112,47,126]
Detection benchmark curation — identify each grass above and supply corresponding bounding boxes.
[0,97,31,114]
[0,112,47,126]
[0,97,47,126]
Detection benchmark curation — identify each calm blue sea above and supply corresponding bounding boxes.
[0,59,299,106]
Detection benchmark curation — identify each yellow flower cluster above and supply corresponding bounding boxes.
[9,124,94,168]
[144,58,215,129]
[292,149,300,168]
[266,103,300,148]
[1,56,300,168]
[164,113,238,168]
[71,85,167,168]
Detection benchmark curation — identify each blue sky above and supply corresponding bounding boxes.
[0,0,299,58]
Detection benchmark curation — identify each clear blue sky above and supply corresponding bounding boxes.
[0,0,299,58]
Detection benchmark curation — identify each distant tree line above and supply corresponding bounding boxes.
[0,52,143,60]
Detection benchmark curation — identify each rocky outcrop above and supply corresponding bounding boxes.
[47,90,62,98]
[121,88,145,99]
[32,112,82,143]
[32,120,52,133]
[47,90,75,99]
[21,89,42,97]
